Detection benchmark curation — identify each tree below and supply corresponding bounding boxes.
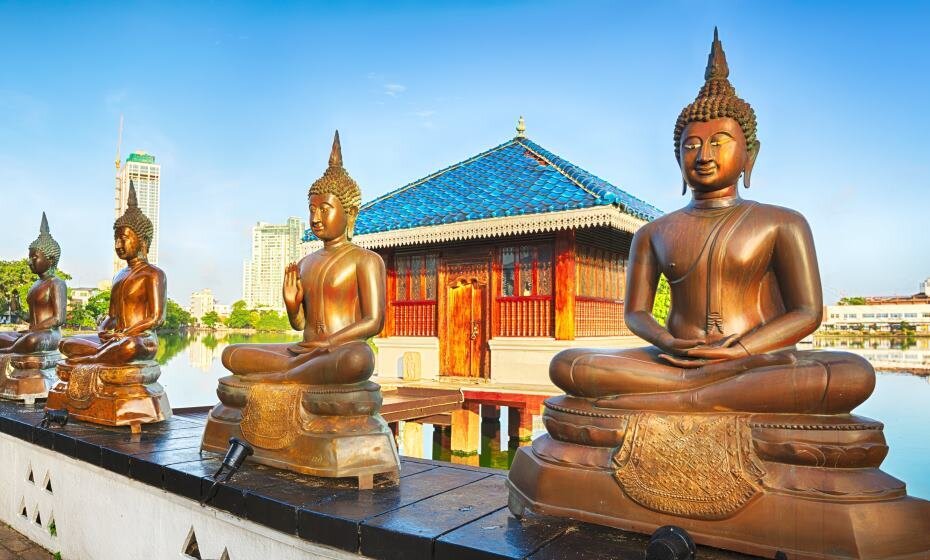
[225,300,253,329]
[84,290,111,323]
[838,296,866,306]
[201,310,220,328]
[651,274,672,327]
[66,302,97,330]
[162,299,192,331]
[0,259,71,315]
[255,310,290,331]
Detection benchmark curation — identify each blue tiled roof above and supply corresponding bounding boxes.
[304,137,663,241]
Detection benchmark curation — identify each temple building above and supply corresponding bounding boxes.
[304,120,662,385]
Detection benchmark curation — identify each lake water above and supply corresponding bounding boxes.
[155,331,930,498]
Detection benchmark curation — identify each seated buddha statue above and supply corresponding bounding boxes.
[507,30,930,559]
[46,183,171,430]
[549,29,872,414]
[0,213,67,402]
[202,132,399,487]
[0,213,66,357]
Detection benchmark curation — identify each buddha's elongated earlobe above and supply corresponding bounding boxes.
[743,140,760,188]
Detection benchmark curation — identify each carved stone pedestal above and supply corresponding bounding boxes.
[45,360,171,432]
[0,352,58,404]
[201,378,400,489]
[507,396,930,560]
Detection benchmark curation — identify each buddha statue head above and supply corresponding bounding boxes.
[27,212,60,277]
[674,28,759,194]
[307,131,362,241]
[114,182,155,261]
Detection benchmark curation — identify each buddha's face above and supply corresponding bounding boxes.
[309,193,352,241]
[679,117,750,192]
[28,248,51,276]
[114,226,143,260]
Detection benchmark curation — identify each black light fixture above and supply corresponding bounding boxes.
[37,408,69,429]
[646,525,696,560]
[201,437,254,506]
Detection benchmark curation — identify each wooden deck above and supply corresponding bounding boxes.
[0,400,752,560]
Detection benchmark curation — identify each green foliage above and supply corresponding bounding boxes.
[49,519,57,537]
[255,309,290,331]
[53,553,62,560]
[162,299,192,331]
[651,274,672,327]
[66,289,111,329]
[225,300,253,329]
[202,333,219,349]
[201,310,220,328]
[66,302,97,330]
[838,296,866,306]
[0,258,71,315]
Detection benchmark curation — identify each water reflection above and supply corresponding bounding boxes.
[814,336,930,367]
[155,332,930,499]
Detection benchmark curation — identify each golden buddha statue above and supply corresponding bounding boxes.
[202,132,400,488]
[0,213,66,403]
[46,183,171,432]
[507,30,930,559]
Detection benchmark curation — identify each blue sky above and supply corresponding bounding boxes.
[1,1,928,305]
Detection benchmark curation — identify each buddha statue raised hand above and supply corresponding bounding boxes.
[47,183,171,430]
[0,213,67,402]
[507,29,930,559]
[202,132,399,486]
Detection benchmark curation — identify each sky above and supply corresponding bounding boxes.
[1,1,928,305]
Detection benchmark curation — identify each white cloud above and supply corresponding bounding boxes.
[384,83,406,97]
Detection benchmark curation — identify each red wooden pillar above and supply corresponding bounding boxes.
[554,229,576,340]
[490,246,501,338]
[381,249,395,337]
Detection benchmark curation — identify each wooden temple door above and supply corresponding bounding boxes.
[440,256,489,378]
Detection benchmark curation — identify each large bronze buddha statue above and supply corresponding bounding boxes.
[507,30,930,559]
[201,132,400,488]
[46,183,171,432]
[0,213,66,403]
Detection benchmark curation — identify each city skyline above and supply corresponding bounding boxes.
[1,2,928,304]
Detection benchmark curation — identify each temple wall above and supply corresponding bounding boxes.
[372,336,440,381]
[0,433,362,560]
[488,336,640,386]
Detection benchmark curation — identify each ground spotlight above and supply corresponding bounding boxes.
[201,437,254,506]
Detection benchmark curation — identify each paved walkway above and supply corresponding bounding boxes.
[0,523,53,560]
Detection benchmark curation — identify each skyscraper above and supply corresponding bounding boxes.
[242,217,306,311]
[114,151,161,273]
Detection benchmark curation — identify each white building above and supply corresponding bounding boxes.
[68,287,99,310]
[822,277,930,333]
[241,217,306,312]
[213,303,232,317]
[115,151,160,273]
[189,289,216,320]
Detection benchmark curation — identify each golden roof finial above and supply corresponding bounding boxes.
[516,116,526,138]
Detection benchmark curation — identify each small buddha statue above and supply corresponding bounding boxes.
[202,132,400,487]
[0,213,67,402]
[507,30,930,558]
[46,183,171,431]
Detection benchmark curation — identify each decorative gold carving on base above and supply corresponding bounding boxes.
[240,384,302,449]
[613,413,764,520]
[46,360,170,427]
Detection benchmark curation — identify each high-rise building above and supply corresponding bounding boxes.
[241,217,306,311]
[189,288,216,320]
[114,151,161,273]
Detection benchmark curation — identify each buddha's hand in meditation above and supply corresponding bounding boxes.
[659,334,744,368]
[288,338,331,356]
[282,262,303,308]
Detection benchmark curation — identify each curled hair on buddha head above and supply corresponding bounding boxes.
[28,212,61,268]
[114,181,155,252]
[674,27,760,188]
[308,130,363,239]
